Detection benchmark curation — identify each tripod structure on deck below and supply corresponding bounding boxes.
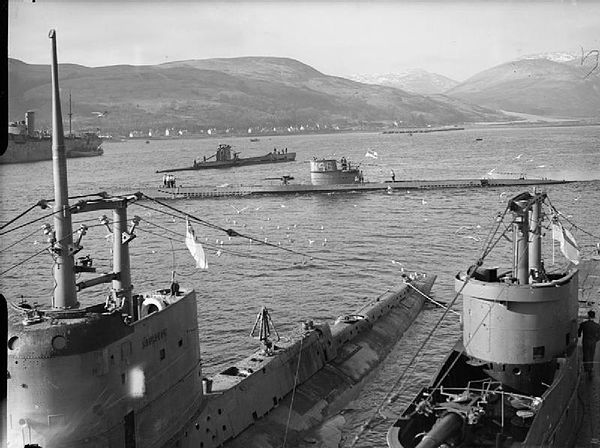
[250,306,280,355]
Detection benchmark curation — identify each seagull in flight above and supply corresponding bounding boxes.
[92,111,109,118]
[513,153,523,160]
[229,205,248,214]
[462,235,481,242]
[455,225,474,234]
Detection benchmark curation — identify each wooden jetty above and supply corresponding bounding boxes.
[382,126,465,134]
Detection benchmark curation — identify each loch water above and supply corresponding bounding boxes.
[2,125,599,446]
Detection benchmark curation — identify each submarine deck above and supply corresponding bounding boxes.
[576,258,600,448]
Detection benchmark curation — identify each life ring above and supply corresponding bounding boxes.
[141,297,165,318]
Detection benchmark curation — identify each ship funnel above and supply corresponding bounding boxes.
[49,29,78,309]
[25,111,35,137]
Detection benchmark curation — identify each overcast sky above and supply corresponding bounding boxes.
[8,1,600,81]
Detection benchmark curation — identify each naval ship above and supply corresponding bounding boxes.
[386,190,582,448]
[149,157,572,200]
[3,112,103,165]
[5,30,436,448]
[155,144,296,172]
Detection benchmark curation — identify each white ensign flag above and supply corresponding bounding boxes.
[552,221,580,265]
[185,218,208,269]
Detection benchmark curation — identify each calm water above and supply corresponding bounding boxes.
[2,125,599,446]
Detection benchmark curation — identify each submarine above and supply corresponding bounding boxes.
[5,30,436,448]
[147,157,572,200]
[386,190,585,448]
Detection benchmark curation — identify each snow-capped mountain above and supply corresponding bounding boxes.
[520,52,579,63]
[347,69,459,95]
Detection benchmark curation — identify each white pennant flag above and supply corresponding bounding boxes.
[365,149,378,159]
[552,221,579,265]
[185,218,208,269]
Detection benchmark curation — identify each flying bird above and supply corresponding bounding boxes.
[229,205,248,214]
[455,226,474,234]
[92,111,109,118]
[462,235,481,242]
[513,154,523,160]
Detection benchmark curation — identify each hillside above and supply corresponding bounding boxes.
[446,58,600,118]
[8,57,506,135]
[347,69,459,95]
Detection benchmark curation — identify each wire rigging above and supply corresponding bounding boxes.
[0,208,64,236]
[0,200,50,230]
[349,204,512,447]
[137,193,351,267]
[0,244,53,277]
[547,197,600,240]
[0,226,43,254]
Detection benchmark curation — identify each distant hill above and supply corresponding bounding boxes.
[8,57,506,135]
[446,58,600,118]
[347,69,459,95]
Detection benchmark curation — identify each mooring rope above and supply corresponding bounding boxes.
[405,282,460,316]
[282,336,304,448]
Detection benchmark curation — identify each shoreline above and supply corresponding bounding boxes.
[105,121,600,143]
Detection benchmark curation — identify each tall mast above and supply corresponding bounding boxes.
[49,29,78,309]
[528,192,544,275]
[510,192,531,285]
[68,90,73,136]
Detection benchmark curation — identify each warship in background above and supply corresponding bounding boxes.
[5,30,436,448]
[386,190,585,448]
[3,110,103,164]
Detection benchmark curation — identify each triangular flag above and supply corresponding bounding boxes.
[185,218,208,269]
[552,220,579,265]
[365,149,378,159]
[561,225,580,265]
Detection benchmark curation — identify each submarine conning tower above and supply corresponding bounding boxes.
[6,30,202,448]
[455,191,578,395]
[310,158,361,185]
